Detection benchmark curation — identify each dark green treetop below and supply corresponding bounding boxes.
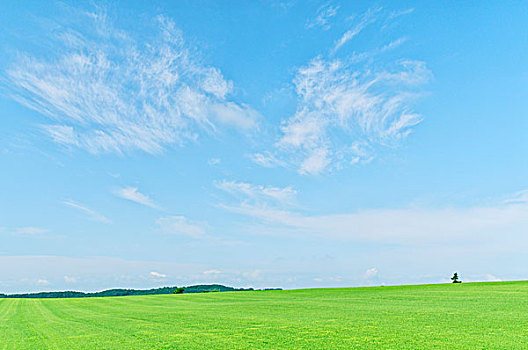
[451,272,461,283]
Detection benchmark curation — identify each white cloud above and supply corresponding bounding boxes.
[215,180,297,205]
[209,102,259,130]
[36,279,50,286]
[150,271,167,279]
[42,125,79,146]
[387,8,414,22]
[156,215,240,245]
[333,7,381,53]
[306,3,339,30]
[5,9,259,154]
[249,152,286,168]
[348,141,374,165]
[299,147,331,175]
[116,187,158,209]
[14,227,49,235]
[505,190,528,204]
[220,199,528,245]
[275,55,430,175]
[208,158,221,166]
[156,216,207,238]
[365,268,378,279]
[203,270,222,275]
[64,275,77,283]
[243,8,430,175]
[63,200,111,223]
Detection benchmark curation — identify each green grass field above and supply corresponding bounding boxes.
[1,281,528,349]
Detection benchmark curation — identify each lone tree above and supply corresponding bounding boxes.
[173,287,185,294]
[451,272,462,283]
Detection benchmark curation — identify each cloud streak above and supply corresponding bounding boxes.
[249,152,286,168]
[504,190,528,204]
[156,216,208,238]
[116,187,158,209]
[217,181,528,245]
[63,200,111,223]
[215,180,297,205]
[150,271,167,279]
[306,3,339,30]
[221,200,528,244]
[14,227,49,236]
[332,8,381,53]
[4,8,259,154]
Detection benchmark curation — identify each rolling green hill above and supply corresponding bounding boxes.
[1,281,527,349]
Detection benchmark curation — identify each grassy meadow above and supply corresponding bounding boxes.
[1,281,528,349]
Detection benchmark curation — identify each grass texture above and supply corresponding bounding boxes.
[1,281,528,349]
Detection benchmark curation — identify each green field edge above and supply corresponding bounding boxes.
[5,279,527,300]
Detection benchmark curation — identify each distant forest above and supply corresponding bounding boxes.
[0,284,281,299]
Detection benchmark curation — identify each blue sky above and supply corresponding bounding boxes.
[0,1,527,293]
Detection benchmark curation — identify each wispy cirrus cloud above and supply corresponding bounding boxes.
[3,7,259,154]
[306,3,340,30]
[1,226,49,236]
[277,57,431,175]
[254,7,431,175]
[63,200,111,223]
[64,275,77,283]
[36,278,51,286]
[116,187,158,209]
[504,190,528,204]
[249,151,286,168]
[156,216,208,238]
[149,271,167,279]
[208,158,221,166]
[215,180,297,205]
[155,215,241,246]
[332,7,381,53]
[217,181,528,245]
[383,8,415,29]
[14,227,49,236]
[220,195,528,245]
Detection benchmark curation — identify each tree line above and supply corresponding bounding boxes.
[0,284,269,299]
